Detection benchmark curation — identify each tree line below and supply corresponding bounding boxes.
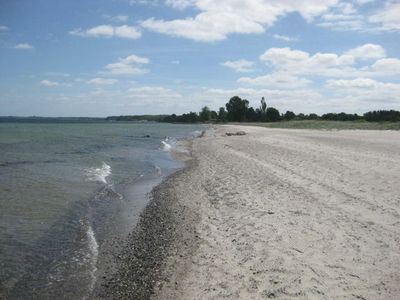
[161,96,400,123]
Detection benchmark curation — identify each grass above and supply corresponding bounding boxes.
[236,120,400,130]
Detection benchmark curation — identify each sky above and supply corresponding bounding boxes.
[0,0,399,117]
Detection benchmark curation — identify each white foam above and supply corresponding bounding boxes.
[192,130,203,137]
[86,223,99,293]
[154,165,162,176]
[161,140,172,151]
[86,162,111,184]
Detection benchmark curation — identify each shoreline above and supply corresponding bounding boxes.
[95,139,201,299]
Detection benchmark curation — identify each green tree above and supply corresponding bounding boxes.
[283,111,296,120]
[225,96,249,122]
[266,107,281,122]
[246,107,258,122]
[260,97,267,114]
[307,113,320,120]
[256,97,267,121]
[218,107,227,122]
[199,106,211,122]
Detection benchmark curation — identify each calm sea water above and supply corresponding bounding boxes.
[0,122,203,299]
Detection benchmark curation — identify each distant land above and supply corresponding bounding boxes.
[0,116,107,123]
[0,116,165,123]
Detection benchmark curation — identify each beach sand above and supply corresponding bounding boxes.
[102,125,400,299]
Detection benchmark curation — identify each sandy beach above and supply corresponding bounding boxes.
[103,125,400,299]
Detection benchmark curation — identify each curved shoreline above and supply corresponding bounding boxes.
[95,141,201,299]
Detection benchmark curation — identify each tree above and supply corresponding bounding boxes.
[218,107,227,122]
[199,106,211,122]
[321,112,362,121]
[364,110,400,122]
[283,111,296,121]
[266,107,281,122]
[307,113,320,120]
[295,113,306,120]
[186,112,199,123]
[246,107,258,122]
[225,96,249,122]
[260,97,267,114]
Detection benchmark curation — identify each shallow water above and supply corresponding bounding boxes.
[0,122,202,299]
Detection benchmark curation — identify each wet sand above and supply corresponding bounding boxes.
[102,125,400,299]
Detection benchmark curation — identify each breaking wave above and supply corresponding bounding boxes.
[161,140,172,151]
[86,162,111,184]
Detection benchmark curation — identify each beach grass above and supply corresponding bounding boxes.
[237,120,400,130]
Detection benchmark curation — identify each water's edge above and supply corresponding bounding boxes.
[94,138,202,299]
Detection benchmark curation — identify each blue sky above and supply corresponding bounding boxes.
[1,0,399,117]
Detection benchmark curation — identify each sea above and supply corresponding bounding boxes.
[0,122,203,299]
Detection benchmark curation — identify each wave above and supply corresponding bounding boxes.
[85,223,99,294]
[192,130,204,137]
[86,162,111,184]
[161,140,172,151]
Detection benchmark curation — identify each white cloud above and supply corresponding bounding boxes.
[345,43,386,60]
[70,25,141,40]
[104,15,129,22]
[318,1,400,32]
[272,34,298,42]
[354,0,375,5]
[321,13,360,21]
[259,47,358,77]
[40,80,60,87]
[335,2,356,15]
[128,0,160,5]
[369,2,400,31]
[326,77,379,89]
[317,19,365,31]
[88,78,118,85]
[238,73,311,89]
[0,25,9,32]
[166,0,195,10]
[236,44,400,97]
[260,47,310,65]
[14,43,33,50]
[126,86,182,105]
[221,59,254,73]
[171,60,180,64]
[141,0,339,42]
[316,1,368,31]
[326,78,400,107]
[105,54,149,75]
[371,58,400,75]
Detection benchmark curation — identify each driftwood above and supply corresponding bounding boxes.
[226,131,246,136]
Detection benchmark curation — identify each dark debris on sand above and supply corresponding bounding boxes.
[225,131,246,136]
